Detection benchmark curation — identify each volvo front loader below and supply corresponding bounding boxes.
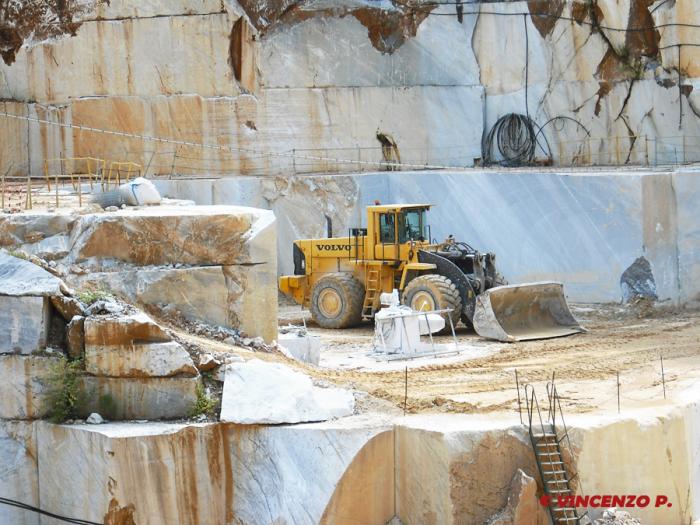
[279,204,583,342]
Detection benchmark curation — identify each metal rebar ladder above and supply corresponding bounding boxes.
[525,383,592,525]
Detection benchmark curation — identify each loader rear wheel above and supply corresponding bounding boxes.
[402,275,462,332]
[310,273,365,329]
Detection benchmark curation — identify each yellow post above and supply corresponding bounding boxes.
[26,176,32,210]
[77,173,82,207]
[44,160,51,192]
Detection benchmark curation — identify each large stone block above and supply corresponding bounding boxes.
[395,416,538,525]
[223,262,278,343]
[0,252,64,296]
[0,355,59,419]
[86,341,198,378]
[0,296,50,354]
[77,264,278,343]
[0,211,77,250]
[278,333,321,365]
[35,418,393,525]
[220,359,354,424]
[77,267,230,327]
[0,421,39,525]
[84,312,170,349]
[81,376,199,420]
[69,205,273,266]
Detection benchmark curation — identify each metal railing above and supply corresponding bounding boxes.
[2,157,143,210]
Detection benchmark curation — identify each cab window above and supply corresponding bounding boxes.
[379,213,396,243]
[398,209,425,243]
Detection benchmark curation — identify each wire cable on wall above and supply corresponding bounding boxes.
[482,113,539,166]
[0,497,102,525]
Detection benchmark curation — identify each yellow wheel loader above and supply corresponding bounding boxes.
[279,204,584,342]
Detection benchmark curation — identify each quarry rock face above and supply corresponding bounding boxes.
[157,168,700,308]
[220,359,355,424]
[487,469,547,525]
[80,376,199,420]
[0,355,59,419]
[0,421,38,525]
[34,418,394,525]
[1,0,700,175]
[0,205,278,342]
[2,393,693,524]
[86,341,198,378]
[0,296,50,354]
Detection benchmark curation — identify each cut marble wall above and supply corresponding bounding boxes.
[157,167,700,305]
[0,422,38,525]
[2,0,698,176]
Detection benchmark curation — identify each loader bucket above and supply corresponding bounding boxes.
[473,282,585,342]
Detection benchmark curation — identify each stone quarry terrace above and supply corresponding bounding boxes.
[0,165,698,525]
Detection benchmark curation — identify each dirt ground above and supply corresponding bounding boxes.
[275,302,700,416]
[168,300,700,418]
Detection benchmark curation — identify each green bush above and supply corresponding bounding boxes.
[43,358,88,423]
[189,383,217,418]
[76,287,113,306]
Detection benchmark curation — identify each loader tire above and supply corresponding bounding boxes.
[310,273,365,329]
[402,275,462,333]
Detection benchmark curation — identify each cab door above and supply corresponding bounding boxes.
[373,212,399,261]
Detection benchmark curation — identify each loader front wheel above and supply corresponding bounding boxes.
[402,275,462,332]
[310,273,365,329]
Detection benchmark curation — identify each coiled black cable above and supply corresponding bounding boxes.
[482,113,539,166]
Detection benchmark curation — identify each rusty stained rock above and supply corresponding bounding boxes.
[103,498,136,525]
[0,0,92,65]
[527,0,566,38]
[235,0,434,54]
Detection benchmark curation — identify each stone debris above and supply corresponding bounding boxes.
[196,354,221,372]
[86,413,104,424]
[594,509,642,525]
[84,299,125,316]
[50,295,85,321]
[220,359,354,424]
[211,357,245,382]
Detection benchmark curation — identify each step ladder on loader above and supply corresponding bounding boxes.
[525,382,593,525]
[362,265,382,319]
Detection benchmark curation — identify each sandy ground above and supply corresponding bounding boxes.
[274,302,700,416]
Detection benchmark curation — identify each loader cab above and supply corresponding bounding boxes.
[367,204,431,261]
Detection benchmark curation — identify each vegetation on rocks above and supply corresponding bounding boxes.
[43,357,88,423]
